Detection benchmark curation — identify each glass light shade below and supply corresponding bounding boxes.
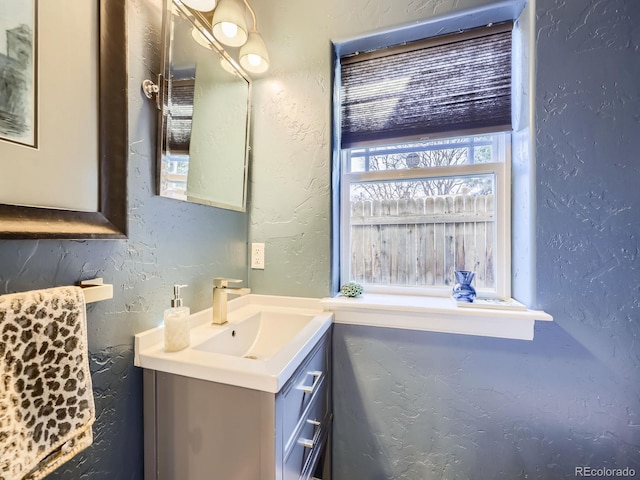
[239,31,269,73]
[191,27,212,49]
[220,57,240,75]
[181,0,216,11]
[211,0,248,47]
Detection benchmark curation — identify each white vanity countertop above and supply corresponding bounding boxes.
[134,295,333,393]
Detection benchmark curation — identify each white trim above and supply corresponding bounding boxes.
[339,151,352,288]
[343,162,503,183]
[496,141,511,299]
[321,294,552,341]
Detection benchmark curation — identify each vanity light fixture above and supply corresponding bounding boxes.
[239,31,269,73]
[239,4,269,73]
[190,25,243,75]
[211,0,248,47]
[191,26,212,49]
[180,0,270,74]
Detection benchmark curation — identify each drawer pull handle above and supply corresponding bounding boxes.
[299,438,314,449]
[297,371,322,395]
[299,419,321,449]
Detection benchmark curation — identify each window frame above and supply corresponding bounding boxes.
[339,131,512,299]
[326,2,554,341]
[335,21,516,299]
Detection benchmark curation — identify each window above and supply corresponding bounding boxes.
[337,23,513,299]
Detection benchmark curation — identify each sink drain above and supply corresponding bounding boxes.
[244,355,258,360]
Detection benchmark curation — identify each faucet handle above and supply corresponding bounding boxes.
[213,278,243,289]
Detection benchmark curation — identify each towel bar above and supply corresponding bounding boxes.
[79,278,114,304]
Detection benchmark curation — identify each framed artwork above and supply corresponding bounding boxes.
[0,0,37,148]
[0,0,128,239]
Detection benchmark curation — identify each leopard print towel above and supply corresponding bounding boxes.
[0,286,95,480]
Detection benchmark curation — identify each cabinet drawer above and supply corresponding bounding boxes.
[283,403,331,480]
[280,337,329,446]
[284,372,329,455]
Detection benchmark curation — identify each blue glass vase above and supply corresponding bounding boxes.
[452,270,476,302]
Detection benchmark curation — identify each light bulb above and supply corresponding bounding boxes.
[220,22,238,39]
[247,54,262,67]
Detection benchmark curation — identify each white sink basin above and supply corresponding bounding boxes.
[193,310,316,359]
[134,295,333,393]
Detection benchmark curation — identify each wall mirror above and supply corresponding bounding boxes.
[153,0,251,212]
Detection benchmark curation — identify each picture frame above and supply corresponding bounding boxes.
[0,0,128,240]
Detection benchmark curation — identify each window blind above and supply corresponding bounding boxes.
[167,80,195,153]
[340,23,513,148]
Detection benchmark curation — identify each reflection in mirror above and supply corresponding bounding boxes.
[158,0,251,211]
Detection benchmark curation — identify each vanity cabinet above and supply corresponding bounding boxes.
[143,328,332,480]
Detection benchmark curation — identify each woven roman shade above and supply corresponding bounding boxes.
[167,79,195,153]
[340,23,513,148]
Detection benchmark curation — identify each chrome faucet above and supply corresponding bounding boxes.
[212,278,250,325]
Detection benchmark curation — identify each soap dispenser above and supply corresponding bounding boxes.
[164,284,190,352]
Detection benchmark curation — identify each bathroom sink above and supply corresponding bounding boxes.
[192,310,315,359]
[134,294,333,393]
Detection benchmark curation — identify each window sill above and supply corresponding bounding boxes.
[320,294,552,341]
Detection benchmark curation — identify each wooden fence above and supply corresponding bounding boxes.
[349,194,495,288]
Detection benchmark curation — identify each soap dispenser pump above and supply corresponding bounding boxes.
[164,284,190,352]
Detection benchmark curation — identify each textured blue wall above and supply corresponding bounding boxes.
[1,0,638,478]
[333,0,640,478]
[0,1,248,477]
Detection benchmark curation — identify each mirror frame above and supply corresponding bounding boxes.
[156,0,251,212]
[0,0,128,240]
